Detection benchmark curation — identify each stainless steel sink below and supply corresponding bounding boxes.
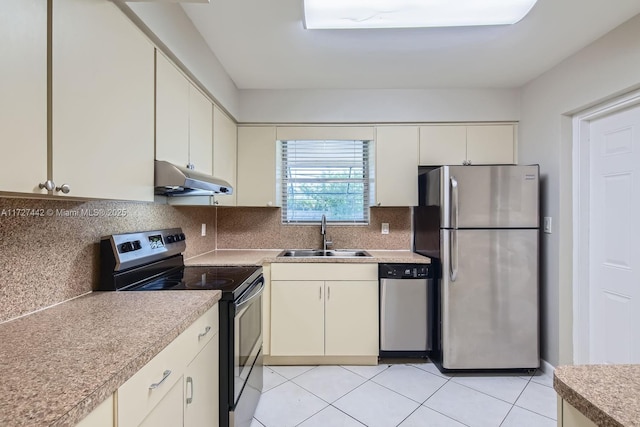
[277,249,372,258]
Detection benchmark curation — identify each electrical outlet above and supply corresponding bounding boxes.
[543,217,552,234]
[381,223,390,235]
[201,223,207,237]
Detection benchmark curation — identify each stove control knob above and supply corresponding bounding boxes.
[132,240,142,251]
[179,233,186,241]
[120,242,133,253]
[166,235,175,244]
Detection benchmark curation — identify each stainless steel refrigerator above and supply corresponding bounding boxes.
[414,165,540,372]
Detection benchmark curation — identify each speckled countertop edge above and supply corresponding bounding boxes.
[554,365,640,427]
[185,249,431,266]
[0,291,221,427]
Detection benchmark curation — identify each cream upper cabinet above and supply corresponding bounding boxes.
[374,126,419,206]
[213,105,237,206]
[237,126,279,207]
[156,53,213,176]
[52,0,155,201]
[419,124,516,166]
[188,86,213,176]
[0,0,47,195]
[155,52,189,169]
[270,263,378,358]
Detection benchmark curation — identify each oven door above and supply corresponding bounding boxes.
[233,275,264,404]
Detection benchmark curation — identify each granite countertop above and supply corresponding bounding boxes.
[0,291,221,427]
[186,249,431,266]
[554,364,640,426]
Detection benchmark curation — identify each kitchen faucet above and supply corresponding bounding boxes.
[321,214,332,251]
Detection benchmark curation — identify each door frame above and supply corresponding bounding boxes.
[572,89,640,364]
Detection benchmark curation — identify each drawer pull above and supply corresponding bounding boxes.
[186,377,194,404]
[198,326,212,340]
[149,370,172,390]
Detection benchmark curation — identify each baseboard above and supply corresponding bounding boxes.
[540,359,555,374]
[264,355,378,366]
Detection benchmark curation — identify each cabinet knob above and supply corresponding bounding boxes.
[55,184,71,194]
[39,180,55,191]
[377,202,381,206]
[214,200,219,205]
[267,201,273,207]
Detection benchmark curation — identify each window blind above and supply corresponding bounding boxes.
[280,139,371,224]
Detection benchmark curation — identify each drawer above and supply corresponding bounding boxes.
[117,304,218,427]
[181,304,219,364]
[271,263,378,281]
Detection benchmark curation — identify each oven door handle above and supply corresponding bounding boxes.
[235,277,264,310]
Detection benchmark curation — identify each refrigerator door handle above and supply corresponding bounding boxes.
[450,176,459,230]
[450,229,458,282]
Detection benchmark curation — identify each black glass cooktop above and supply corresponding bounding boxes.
[132,265,261,297]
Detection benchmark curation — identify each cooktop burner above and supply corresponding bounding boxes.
[131,265,261,297]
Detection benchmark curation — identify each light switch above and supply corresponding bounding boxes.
[381,223,390,234]
[543,217,552,234]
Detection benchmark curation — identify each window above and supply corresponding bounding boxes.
[279,139,371,224]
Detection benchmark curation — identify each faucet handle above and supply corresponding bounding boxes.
[325,237,333,249]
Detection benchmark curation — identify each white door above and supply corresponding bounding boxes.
[588,104,640,364]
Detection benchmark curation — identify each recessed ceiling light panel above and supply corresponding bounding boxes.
[303,0,539,29]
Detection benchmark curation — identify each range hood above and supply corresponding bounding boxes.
[154,160,233,197]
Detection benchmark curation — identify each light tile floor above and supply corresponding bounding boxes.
[252,363,556,427]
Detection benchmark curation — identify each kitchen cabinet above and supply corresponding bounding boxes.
[213,105,237,206]
[156,52,213,176]
[419,124,516,166]
[0,0,47,195]
[117,305,218,427]
[75,394,114,427]
[270,263,378,361]
[558,398,597,427]
[52,0,155,200]
[262,264,272,356]
[184,335,219,427]
[373,126,419,206]
[237,126,279,207]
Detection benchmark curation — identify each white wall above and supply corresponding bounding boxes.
[119,2,240,119]
[239,89,520,123]
[519,14,640,366]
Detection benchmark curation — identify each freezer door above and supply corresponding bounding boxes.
[440,165,539,228]
[440,229,539,369]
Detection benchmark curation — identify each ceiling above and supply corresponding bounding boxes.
[181,0,640,90]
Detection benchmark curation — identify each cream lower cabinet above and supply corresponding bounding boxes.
[75,394,114,427]
[419,124,516,166]
[557,397,597,427]
[270,263,378,360]
[116,305,219,427]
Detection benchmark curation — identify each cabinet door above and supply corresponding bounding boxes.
[75,395,114,427]
[419,126,467,166]
[237,126,279,207]
[184,335,219,427]
[52,0,154,200]
[375,126,418,206]
[466,125,515,165]
[139,377,184,427]
[156,52,190,169]
[271,281,325,356]
[188,86,213,175]
[325,281,379,356]
[0,0,47,194]
[213,105,237,206]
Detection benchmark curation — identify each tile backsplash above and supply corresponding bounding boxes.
[216,206,412,250]
[0,197,216,323]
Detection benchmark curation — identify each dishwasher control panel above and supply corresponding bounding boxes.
[379,263,433,279]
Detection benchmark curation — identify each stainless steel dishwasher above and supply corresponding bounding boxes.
[379,263,434,358]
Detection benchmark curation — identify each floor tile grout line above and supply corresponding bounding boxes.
[513,403,558,421]
[497,404,517,427]
[326,403,369,427]
[447,375,532,406]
